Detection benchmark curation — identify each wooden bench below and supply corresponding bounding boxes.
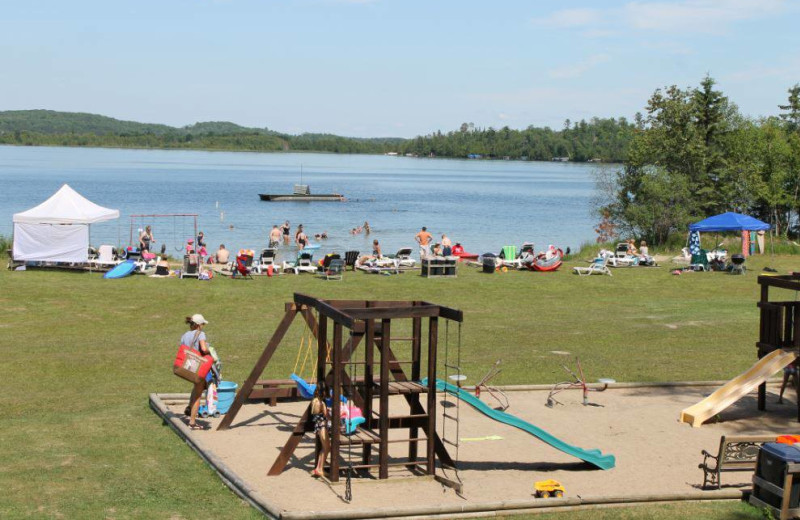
[248,379,308,406]
[700,435,776,489]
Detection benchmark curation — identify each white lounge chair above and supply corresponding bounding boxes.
[91,245,120,269]
[573,257,612,277]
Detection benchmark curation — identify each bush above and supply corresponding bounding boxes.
[0,235,11,257]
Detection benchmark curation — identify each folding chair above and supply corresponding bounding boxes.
[319,258,344,281]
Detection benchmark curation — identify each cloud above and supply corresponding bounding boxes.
[548,54,611,80]
[532,8,602,28]
[624,0,786,33]
[535,1,788,36]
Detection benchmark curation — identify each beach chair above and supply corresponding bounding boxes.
[91,245,120,270]
[573,257,612,277]
[344,250,360,271]
[386,247,415,268]
[690,249,709,271]
[181,254,201,279]
[253,248,278,274]
[317,253,341,273]
[319,258,344,281]
[499,245,520,268]
[284,251,316,274]
[231,254,253,279]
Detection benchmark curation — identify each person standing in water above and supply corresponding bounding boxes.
[281,221,291,245]
[269,225,282,248]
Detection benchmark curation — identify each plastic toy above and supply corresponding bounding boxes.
[534,479,565,498]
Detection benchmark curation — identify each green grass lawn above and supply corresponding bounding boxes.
[2,254,797,518]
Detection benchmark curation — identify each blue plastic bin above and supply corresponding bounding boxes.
[216,381,238,414]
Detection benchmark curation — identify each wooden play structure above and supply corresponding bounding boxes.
[757,274,800,421]
[218,293,464,484]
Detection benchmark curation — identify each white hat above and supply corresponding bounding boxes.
[190,314,208,325]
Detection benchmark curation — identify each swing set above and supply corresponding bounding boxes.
[218,293,464,491]
[128,214,197,253]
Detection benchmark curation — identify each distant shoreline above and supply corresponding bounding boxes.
[0,142,622,166]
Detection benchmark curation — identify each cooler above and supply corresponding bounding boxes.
[753,442,800,509]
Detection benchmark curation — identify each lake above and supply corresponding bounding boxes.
[0,145,608,260]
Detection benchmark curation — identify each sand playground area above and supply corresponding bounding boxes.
[151,381,800,519]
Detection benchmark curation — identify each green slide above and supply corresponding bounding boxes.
[425,378,615,470]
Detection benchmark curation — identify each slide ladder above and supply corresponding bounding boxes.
[680,349,798,427]
[423,378,615,470]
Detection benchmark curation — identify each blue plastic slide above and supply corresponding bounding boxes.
[424,378,615,470]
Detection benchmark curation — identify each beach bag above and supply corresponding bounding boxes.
[173,331,214,383]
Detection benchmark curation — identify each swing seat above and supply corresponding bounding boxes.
[290,373,316,399]
[344,416,365,435]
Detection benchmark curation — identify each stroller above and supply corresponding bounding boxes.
[231,254,253,279]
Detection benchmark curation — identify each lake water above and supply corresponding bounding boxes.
[0,145,606,260]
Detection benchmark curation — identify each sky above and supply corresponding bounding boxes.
[1,0,798,138]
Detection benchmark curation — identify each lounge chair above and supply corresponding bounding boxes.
[91,245,120,269]
[386,247,415,268]
[181,254,201,278]
[284,251,316,274]
[690,249,709,271]
[253,248,278,274]
[344,250,360,271]
[573,256,612,277]
[319,258,344,281]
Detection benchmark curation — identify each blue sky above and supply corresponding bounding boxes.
[1,0,798,137]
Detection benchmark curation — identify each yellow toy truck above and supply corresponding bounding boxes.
[534,479,565,498]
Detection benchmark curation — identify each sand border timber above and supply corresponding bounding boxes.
[149,380,763,519]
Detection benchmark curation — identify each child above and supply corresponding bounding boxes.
[310,390,331,477]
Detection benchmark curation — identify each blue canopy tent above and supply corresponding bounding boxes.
[688,212,771,257]
[689,212,770,232]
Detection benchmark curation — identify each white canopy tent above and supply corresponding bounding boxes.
[12,184,120,263]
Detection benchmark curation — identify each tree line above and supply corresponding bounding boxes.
[598,77,800,244]
[0,109,633,162]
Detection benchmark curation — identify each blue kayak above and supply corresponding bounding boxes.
[104,260,137,279]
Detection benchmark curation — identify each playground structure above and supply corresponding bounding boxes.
[680,273,800,426]
[128,214,198,253]
[218,294,465,484]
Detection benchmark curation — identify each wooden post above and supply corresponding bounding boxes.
[408,317,422,466]
[330,322,342,482]
[426,317,438,475]
[363,319,374,465]
[315,314,327,468]
[759,282,770,411]
[218,306,298,431]
[379,318,391,479]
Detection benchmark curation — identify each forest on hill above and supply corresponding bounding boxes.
[0,109,631,162]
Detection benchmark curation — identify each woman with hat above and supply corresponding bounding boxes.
[182,313,211,430]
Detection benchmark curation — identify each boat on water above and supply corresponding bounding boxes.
[259,184,345,202]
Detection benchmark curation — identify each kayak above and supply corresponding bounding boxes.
[452,251,479,261]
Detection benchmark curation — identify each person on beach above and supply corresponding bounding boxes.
[310,389,331,477]
[415,226,432,259]
[780,359,800,404]
[441,234,452,256]
[314,231,328,240]
[139,225,155,252]
[626,239,638,256]
[269,225,281,248]
[182,314,211,430]
[295,224,308,249]
[363,221,371,235]
[357,239,383,266]
[281,221,291,245]
[216,244,229,264]
[432,243,443,256]
[196,231,207,257]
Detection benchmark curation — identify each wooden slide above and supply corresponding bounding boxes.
[680,349,797,427]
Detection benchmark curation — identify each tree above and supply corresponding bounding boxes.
[779,84,800,132]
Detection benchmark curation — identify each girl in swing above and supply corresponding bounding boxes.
[310,387,331,478]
